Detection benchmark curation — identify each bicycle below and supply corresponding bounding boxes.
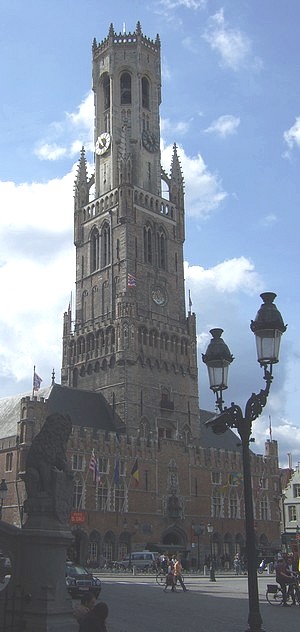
[266,583,296,606]
[156,569,166,586]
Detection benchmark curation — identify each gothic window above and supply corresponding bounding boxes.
[157,229,166,269]
[98,457,109,473]
[260,497,269,521]
[72,454,84,471]
[211,471,221,484]
[120,72,131,105]
[142,76,150,109]
[113,480,127,513]
[102,73,110,110]
[143,225,152,264]
[5,452,13,472]
[73,475,84,510]
[229,490,239,519]
[97,479,110,511]
[168,459,179,495]
[101,222,111,267]
[212,489,223,518]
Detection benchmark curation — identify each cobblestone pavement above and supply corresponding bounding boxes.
[96,574,300,632]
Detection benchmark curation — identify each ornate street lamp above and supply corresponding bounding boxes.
[207,523,216,582]
[0,478,8,520]
[203,292,286,632]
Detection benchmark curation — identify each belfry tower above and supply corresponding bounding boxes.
[61,22,200,439]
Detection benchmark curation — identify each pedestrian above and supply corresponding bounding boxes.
[79,601,109,631]
[163,560,175,592]
[173,557,187,592]
[73,590,97,623]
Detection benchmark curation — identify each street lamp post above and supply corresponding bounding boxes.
[202,293,286,632]
[0,478,8,520]
[207,523,216,582]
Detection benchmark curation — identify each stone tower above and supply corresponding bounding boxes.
[61,22,200,438]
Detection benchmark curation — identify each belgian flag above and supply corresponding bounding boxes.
[131,458,139,487]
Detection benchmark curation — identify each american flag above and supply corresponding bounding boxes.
[127,273,136,288]
[89,451,102,484]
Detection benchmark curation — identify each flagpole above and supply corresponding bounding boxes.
[32,365,35,399]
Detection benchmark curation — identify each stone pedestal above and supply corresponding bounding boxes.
[18,469,78,631]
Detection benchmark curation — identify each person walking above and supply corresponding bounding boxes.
[163,560,176,592]
[173,557,187,592]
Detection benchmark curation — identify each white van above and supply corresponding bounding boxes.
[119,551,158,570]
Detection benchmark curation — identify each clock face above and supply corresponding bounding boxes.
[151,286,167,306]
[95,132,111,155]
[142,130,159,153]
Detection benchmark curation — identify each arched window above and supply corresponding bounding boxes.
[120,72,131,105]
[143,225,152,264]
[157,229,166,269]
[142,76,150,109]
[101,222,111,267]
[91,228,100,272]
[102,73,110,110]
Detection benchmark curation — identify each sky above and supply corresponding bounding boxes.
[0,0,299,468]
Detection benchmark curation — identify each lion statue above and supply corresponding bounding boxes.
[24,412,72,499]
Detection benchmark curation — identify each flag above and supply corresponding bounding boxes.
[33,369,42,391]
[127,273,136,288]
[114,459,120,486]
[131,458,139,487]
[89,450,98,482]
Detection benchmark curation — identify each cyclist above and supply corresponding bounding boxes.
[275,554,300,606]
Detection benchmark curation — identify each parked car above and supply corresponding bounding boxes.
[65,562,102,599]
[118,551,159,570]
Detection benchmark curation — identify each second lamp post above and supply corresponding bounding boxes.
[202,292,286,632]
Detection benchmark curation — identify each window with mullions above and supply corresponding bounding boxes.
[260,497,269,521]
[98,457,109,473]
[102,73,110,110]
[91,228,100,272]
[229,490,240,519]
[157,230,166,269]
[5,452,13,472]
[73,476,84,510]
[113,480,127,512]
[72,454,84,471]
[212,490,223,518]
[143,225,152,264]
[142,76,150,109]
[97,480,110,511]
[101,222,111,267]
[211,471,221,485]
[288,505,297,521]
[120,72,131,105]
[293,484,300,498]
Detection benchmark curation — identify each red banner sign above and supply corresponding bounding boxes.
[70,511,87,524]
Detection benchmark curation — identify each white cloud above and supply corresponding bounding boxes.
[158,0,206,9]
[162,142,227,218]
[34,93,94,162]
[204,114,240,138]
[203,9,254,71]
[283,116,300,156]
